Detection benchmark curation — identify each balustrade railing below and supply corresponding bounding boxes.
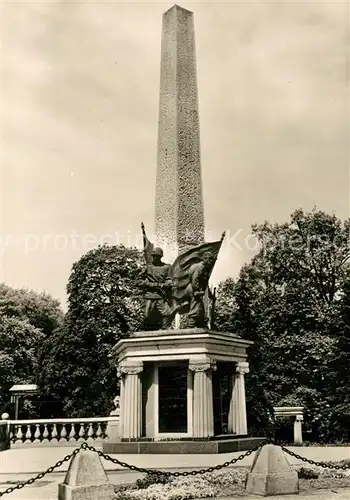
[3,416,119,447]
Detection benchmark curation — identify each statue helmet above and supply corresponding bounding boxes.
[203,251,215,264]
[151,247,163,257]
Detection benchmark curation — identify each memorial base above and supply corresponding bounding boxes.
[103,436,265,454]
[112,329,255,446]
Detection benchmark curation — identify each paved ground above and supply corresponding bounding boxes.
[1,480,350,500]
[0,445,349,499]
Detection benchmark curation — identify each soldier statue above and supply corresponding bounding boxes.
[140,225,174,330]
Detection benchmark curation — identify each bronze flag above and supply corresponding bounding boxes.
[170,233,225,309]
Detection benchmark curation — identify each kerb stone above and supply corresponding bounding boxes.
[58,449,114,500]
[245,444,299,496]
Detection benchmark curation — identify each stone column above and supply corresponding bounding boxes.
[294,414,303,445]
[189,360,216,437]
[228,361,249,435]
[116,369,125,438]
[118,363,143,439]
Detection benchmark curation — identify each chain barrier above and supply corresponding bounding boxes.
[281,445,350,471]
[0,439,349,497]
[87,441,266,477]
[0,447,81,497]
[0,441,264,497]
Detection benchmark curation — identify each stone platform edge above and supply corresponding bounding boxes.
[103,437,265,454]
[128,328,240,339]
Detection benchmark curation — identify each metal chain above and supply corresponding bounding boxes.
[86,441,267,477]
[281,446,350,471]
[1,439,348,497]
[0,447,81,497]
[0,440,265,497]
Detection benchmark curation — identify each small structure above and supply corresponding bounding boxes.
[246,444,299,496]
[9,384,38,420]
[274,407,304,445]
[104,328,264,454]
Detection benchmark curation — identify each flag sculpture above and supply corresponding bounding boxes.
[140,223,225,330]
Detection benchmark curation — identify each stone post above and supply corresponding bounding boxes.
[189,360,216,437]
[0,413,10,451]
[245,444,299,496]
[294,414,303,445]
[107,396,120,441]
[58,449,114,500]
[228,361,249,435]
[118,363,143,439]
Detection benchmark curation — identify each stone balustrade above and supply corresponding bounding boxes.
[1,416,119,448]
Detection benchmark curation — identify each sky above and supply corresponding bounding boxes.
[1,0,349,309]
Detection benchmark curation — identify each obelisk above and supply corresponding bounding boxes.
[155,5,204,261]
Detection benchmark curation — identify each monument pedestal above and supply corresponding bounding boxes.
[103,329,264,454]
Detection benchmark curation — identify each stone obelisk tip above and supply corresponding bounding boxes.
[165,4,193,15]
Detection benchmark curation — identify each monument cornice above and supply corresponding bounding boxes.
[129,328,244,338]
[113,329,253,346]
[111,330,251,367]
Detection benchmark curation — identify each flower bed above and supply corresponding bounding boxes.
[115,469,246,500]
[114,462,350,500]
[279,441,350,447]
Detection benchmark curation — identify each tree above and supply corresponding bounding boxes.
[0,283,64,336]
[0,284,64,417]
[216,208,350,441]
[213,278,237,332]
[0,317,45,416]
[38,244,144,417]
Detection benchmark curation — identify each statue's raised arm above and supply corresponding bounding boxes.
[141,222,154,265]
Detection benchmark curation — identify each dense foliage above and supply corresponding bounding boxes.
[0,283,63,335]
[215,209,350,442]
[0,284,64,417]
[38,244,144,418]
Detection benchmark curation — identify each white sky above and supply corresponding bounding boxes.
[1,0,349,308]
